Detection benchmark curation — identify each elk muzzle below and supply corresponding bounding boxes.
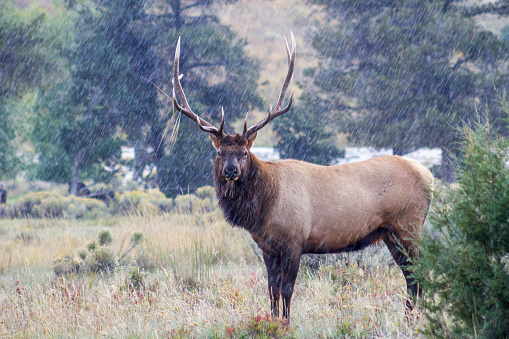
[223,164,240,181]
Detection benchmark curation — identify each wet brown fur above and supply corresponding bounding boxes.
[213,134,279,233]
[209,133,433,321]
[167,34,433,321]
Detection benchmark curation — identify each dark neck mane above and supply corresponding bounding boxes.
[214,155,277,234]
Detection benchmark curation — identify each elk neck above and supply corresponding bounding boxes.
[213,153,278,234]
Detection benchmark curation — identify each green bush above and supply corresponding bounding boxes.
[2,192,108,219]
[195,185,216,201]
[174,194,198,213]
[112,190,171,215]
[194,197,216,213]
[13,191,61,217]
[53,256,82,276]
[224,313,293,338]
[67,197,108,219]
[54,229,145,276]
[122,266,146,291]
[112,190,143,214]
[414,116,509,338]
[1,185,216,219]
[88,246,116,273]
[150,198,174,213]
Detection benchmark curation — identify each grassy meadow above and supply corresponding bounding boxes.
[0,193,426,338]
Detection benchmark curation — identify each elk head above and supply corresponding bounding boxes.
[171,34,296,182]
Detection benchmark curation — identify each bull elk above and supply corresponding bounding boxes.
[171,35,433,321]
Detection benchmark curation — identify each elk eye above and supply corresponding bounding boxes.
[217,150,221,156]
[243,151,248,158]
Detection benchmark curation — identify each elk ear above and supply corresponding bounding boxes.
[246,131,257,149]
[210,133,221,150]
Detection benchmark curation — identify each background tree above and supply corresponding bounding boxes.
[273,91,344,165]
[0,3,61,177]
[32,0,261,196]
[136,0,261,197]
[462,0,509,16]
[33,5,124,194]
[305,0,509,181]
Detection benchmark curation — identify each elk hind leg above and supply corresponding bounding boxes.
[383,234,421,312]
[281,249,301,321]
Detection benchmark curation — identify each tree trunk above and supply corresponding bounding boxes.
[70,148,86,196]
[133,144,148,181]
[149,129,166,192]
[172,0,183,29]
[441,146,457,183]
[393,146,406,156]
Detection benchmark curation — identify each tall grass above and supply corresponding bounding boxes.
[0,207,424,337]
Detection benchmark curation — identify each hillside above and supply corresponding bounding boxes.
[14,0,509,148]
[216,0,325,145]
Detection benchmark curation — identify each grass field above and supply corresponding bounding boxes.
[0,206,426,338]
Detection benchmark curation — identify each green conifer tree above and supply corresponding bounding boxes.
[413,106,509,337]
[0,3,61,177]
[305,0,509,181]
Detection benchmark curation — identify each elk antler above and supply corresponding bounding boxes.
[172,37,224,138]
[243,33,296,140]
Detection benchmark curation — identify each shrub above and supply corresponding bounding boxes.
[12,191,61,217]
[150,198,174,213]
[88,246,116,273]
[67,197,108,219]
[123,266,146,291]
[1,186,215,218]
[97,229,113,246]
[53,229,145,276]
[194,197,216,213]
[53,256,82,276]
[224,313,293,338]
[413,116,509,338]
[195,185,216,200]
[1,192,108,219]
[174,194,198,213]
[112,190,144,214]
[112,190,171,215]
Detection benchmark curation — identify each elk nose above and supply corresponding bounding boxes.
[224,165,238,179]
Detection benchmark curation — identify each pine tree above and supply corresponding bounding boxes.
[273,92,344,165]
[137,0,261,197]
[413,106,509,337]
[0,4,61,177]
[306,0,509,181]
[32,0,260,196]
[33,5,124,192]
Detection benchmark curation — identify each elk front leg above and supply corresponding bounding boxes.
[281,249,302,321]
[263,251,282,317]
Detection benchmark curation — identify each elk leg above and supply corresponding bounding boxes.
[383,236,421,312]
[281,249,302,321]
[263,251,282,317]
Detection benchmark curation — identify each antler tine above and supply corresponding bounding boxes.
[172,37,223,137]
[244,33,296,140]
[273,32,296,114]
[219,107,225,135]
[242,112,248,137]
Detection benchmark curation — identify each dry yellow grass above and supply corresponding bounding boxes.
[0,209,425,337]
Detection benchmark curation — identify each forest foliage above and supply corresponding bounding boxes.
[2,0,509,188]
[414,104,509,337]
